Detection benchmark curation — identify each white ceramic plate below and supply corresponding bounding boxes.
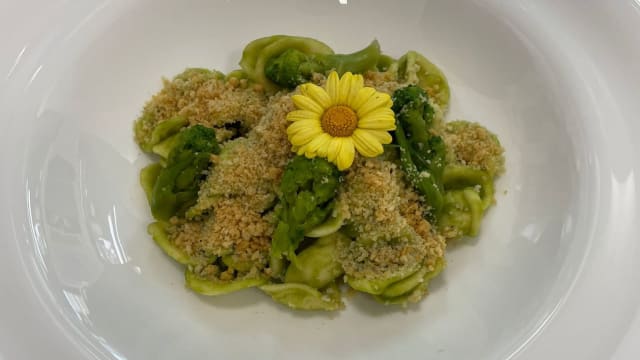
[1,1,640,359]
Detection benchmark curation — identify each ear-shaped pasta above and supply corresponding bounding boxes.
[284,233,349,288]
[439,165,495,239]
[140,163,163,203]
[136,115,188,152]
[185,269,267,296]
[147,222,195,265]
[260,282,343,311]
[239,35,334,91]
[374,258,445,305]
[443,165,495,210]
[395,51,450,110]
[346,263,422,295]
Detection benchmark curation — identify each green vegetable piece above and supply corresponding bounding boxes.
[259,283,343,311]
[269,156,341,276]
[346,263,421,295]
[392,85,447,216]
[397,51,450,109]
[440,188,484,237]
[240,35,334,91]
[265,40,382,89]
[150,125,220,221]
[146,116,188,152]
[147,222,193,265]
[140,163,162,203]
[305,208,345,238]
[185,269,266,296]
[443,165,494,210]
[285,233,349,288]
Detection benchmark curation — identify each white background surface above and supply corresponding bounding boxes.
[1,1,639,359]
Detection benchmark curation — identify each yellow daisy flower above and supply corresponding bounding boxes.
[286,71,396,170]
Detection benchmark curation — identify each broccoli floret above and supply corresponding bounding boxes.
[265,40,382,89]
[269,156,341,276]
[392,85,446,217]
[148,125,220,221]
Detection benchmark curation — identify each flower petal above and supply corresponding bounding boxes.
[289,126,323,147]
[287,109,321,122]
[327,137,342,163]
[292,94,324,114]
[357,108,396,130]
[303,133,332,158]
[346,74,364,107]
[350,87,377,111]
[287,119,321,137]
[300,83,332,109]
[363,129,393,144]
[336,137,355,170]
[357,92,392,119]
[352,129,384,157]
[337,72,355,105]
[325,71,340,104]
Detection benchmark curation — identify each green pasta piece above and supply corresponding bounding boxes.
[144,116,188,152]
[239,35,334,91]
[376,54,396,72]
[259,282,343,311]
[439,188,484,237]
[225,69,248,80]
[147,222,194,265]
[239,35,288,78]
[396,50,450,109]
[140,163,162,203]
[222,254,254,273]
[151,133,179,160]
[374,258,445,305]
[305,208,345,238]
[264,40,382,89]
[346,263,422,295]
[284,233,349,288]
[380,266,428,298]
[185,269,266,296]
[173,68,224,82]
[443,164,494,210]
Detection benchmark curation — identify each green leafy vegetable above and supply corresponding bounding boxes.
[269,156,341,276]
[149,125,220,221]
[392,85,447,216]
[265,40,382,89]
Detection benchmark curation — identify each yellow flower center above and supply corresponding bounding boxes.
[321,105,358,137]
